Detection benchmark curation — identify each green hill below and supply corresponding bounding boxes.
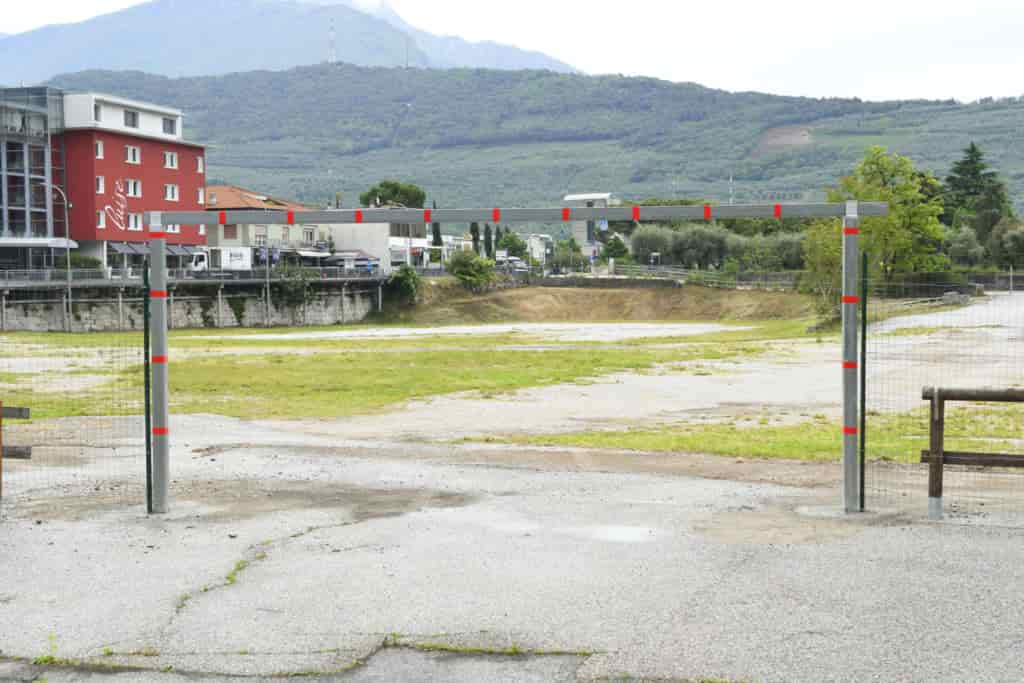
[50,64,1024,209]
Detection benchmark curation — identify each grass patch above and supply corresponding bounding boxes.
[225,560,250,585]
[486,404,1024,463]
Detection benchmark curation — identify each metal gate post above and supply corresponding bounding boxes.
[146,212,170,514]
[842,201,861,513]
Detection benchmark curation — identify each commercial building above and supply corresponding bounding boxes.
[0,87,207,272]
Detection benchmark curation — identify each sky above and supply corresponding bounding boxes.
[3,0,1023,102]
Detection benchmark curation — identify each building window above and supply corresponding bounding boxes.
[199,225,206,236]
[197,187,205,205]
[97,211,106,229]
[125,145,141,164]
[164,151,178,169]
[94,103,102,122]
[162,117,177,135]
[126,179,142,198]
[254,229,267,247]
[96,176,105,194]
[95,140,104,159]
[124,110,139,128]
[128,213,143,231]
[282,227,290,243]
[164,184,179,201]
[303,228,315,242]
[166,224,180,234]
[197,157,204,173]
[223,225,238,240]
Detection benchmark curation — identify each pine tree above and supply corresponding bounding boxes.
[943,142,1013,245]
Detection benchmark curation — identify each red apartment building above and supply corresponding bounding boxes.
[58,92,207,269]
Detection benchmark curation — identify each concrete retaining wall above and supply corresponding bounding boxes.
[0,286,378,332]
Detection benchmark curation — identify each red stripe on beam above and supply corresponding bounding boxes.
[492,208,501,222]
[153,427,169,436]
[704,204,713,220]
[844,227,860,235]
[355,209,363,223]
[424,209,432,223]
[774,204,782,219]
[150,290,168,299]
[149,231,167,240]
[152,356,168,364]
[218,211,227,225]
[286,211,295,225]
[562,208,571,221]
[632,206,641,221]
[843,361,858,369]
[843,426,859,435]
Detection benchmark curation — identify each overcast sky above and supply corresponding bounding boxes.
[3,0,1022,101]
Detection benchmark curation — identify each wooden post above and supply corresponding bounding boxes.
[928,389,945,520]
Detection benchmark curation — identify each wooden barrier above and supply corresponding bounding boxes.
[919,387,1024,519]
[0,403,32,500]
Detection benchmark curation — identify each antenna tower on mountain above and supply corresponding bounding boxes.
[328,18,337,65]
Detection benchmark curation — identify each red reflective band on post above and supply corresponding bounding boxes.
[704,205,713,220]
[843,361,858,369]
[562,208,571,221]
[152,355,168,364]
[424,209,432,223]
[286,211,295,225]
[632,206,641,221]
[355,209,363,223]
[842,295,860,304]
[774,204,782,219]
[492,208,501,222]
[844,227,860,235]
[153,427,169,436]
[218,211,227,225]
[843,426,859,436]
[149,231,166,240]
[150,290,168,299]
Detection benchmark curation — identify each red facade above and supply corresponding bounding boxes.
[59,130,207,245]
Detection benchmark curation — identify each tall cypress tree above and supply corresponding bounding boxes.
[484,224,493,259]
[431,200,443,262]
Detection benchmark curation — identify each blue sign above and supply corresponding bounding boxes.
[272,248,280,264]
[260,247,268,263]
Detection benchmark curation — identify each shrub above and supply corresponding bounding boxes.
[447,251,495,291]
[387,264,422,305]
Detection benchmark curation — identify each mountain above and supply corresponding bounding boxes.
[48,65,1024,211]
[0,0,574,85]
[338,1,577,73]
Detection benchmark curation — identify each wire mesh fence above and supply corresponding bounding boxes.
[0,286,147,517]
[864,275,1024,523]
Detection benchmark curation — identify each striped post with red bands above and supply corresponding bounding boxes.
[150,290,168,299]
[844,227,860,235]
[842,295,860,304]
[149,231,166,240]
[152,427,169,436]
[843,426,859,436]
[152,355,169,364]
[843,361,858,369]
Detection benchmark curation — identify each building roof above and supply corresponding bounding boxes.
[206,185,310,211]
[563,193,614,202]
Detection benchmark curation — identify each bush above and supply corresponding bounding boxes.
[55,253,102,269]
[387,264,422,305]
[447,251,495,291]
[631,225,673,264]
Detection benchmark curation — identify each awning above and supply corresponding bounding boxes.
[0,237,79,249]
[166,245,189,256]
[297,250,330,259]
[109,242,136,255]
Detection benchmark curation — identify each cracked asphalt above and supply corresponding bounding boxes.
[3,429,1024,682]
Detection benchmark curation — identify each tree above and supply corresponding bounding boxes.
[630,225,673,265]
[386,264,422,305]
[497,231,528,259]
[494,226,503,247]
[430,200,443,262]
[359,180,426,208]
[447,251,495,291]
[829,146,946,282]
[943,143,1013,245]
[802,219,844,317]
[601,234,629,260]
[947,226,985,267]
[470,222,481,255]
[483,224,494,258]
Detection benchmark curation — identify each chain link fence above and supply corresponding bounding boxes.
[864,275,1024,523]
[0,286,147,517]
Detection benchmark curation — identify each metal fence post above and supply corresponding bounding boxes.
[143,260,153,515]
[842,200,861,513]
[146,212,170,514]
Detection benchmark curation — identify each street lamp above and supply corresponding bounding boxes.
[51,185,72,327]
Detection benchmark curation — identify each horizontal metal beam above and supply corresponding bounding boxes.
[150,202,889,227]
[922,387,1024,403]
[1,407,30,420]
[920,450,1024,468]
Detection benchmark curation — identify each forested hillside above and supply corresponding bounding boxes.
[50,64,1024,209]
